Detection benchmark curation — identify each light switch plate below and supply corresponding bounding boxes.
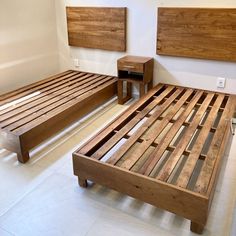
[73,59,80,67]
[217,77,226,88]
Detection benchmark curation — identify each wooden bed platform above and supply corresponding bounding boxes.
[0,70,117,163]
[73,84,235,234]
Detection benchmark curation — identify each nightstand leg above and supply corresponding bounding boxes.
[118,80,124,104]
[148,81,153,91]
[127,82,132,98]
[139,83,145,98]
[118,80,132,105]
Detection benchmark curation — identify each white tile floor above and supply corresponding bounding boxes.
[0,99,236,236]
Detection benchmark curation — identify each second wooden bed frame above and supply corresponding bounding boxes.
[73,83,235,234]
[0,70,117,163]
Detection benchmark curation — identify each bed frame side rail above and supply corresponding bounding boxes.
[73,153,209,230]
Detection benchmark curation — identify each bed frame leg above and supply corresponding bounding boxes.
[17,151,30,163]
[78,177,88,188]
[190,221,205,234]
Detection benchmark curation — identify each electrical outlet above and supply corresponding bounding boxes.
[232,118,236,124]
[73,59,80,67]
[217,77,226,88]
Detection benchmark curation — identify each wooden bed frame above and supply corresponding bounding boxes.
[73,84,235,234]
[0,70,117,163]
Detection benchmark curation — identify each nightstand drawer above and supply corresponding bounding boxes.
[118,61,144,73]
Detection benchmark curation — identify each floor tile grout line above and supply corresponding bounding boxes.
[0,226,15,236]
[84,209,107,236]
[0,101,129,219]
[0,171,55,218]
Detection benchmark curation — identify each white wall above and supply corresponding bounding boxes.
[1,0,235,95]
[56,0,236,94]
[55,0,73,71]
[0,0,60,94]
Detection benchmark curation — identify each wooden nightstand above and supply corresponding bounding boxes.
[117,55,154,104]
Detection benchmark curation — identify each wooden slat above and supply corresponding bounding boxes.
[0,71,76,106]
[3,76,114,131]
[156,93,215,182]
[0,74,107,126]
[92,86,176,160]
[78,84,166,155]
[0,70,73,102]
[118,89,193,169]
[148,116,217,133]
[108,88,191,167]
[163,97,225,113]
[205,97,236,199]
[0,72,84,118]
[66,7,127,51]
[13,78,117,135]
[176,94,225,188]
[117,132,208,160]
[0,72,89,116]
[0,74,106,126]
[157,8,236,62]
[194,96,234,194]
[0,73,97,120]
[138,90,204,176]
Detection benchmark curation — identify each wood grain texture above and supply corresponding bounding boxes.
[157,8,236,62]
[0,70,117,163]
[117,56,154,104]
[66,7,127,51]
[73,83,236,234]
[73,154,208,227]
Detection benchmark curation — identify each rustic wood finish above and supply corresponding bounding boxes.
[66,7,127,51]
[157,8,236,62]
[73,84,236,234]
[117,56,154,104]
[0,70,117,163]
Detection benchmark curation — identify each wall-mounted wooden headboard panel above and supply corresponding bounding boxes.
[66,7,127,51]
[157,8,236,62]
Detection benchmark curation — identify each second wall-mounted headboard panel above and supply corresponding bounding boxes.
[66,7,127,52]
[157,8,236,62]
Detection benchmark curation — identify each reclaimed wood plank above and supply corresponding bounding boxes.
[92,86,175,160]
[157,93,215,182]
[120,89,194,170]
[78,84,166,156]
[138,91,204,176]
[73,153,209,227]
[0,75,109,126]
[194,95,235,194]
[66,7,127,51]
[176,94,225,188]
[108,88,190,167]
[0,71,76,106]
[157,8,236,62]
[4,76,115,132]
[0,71,86,116]
[13,78,117,135]
[0,73,98,122]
